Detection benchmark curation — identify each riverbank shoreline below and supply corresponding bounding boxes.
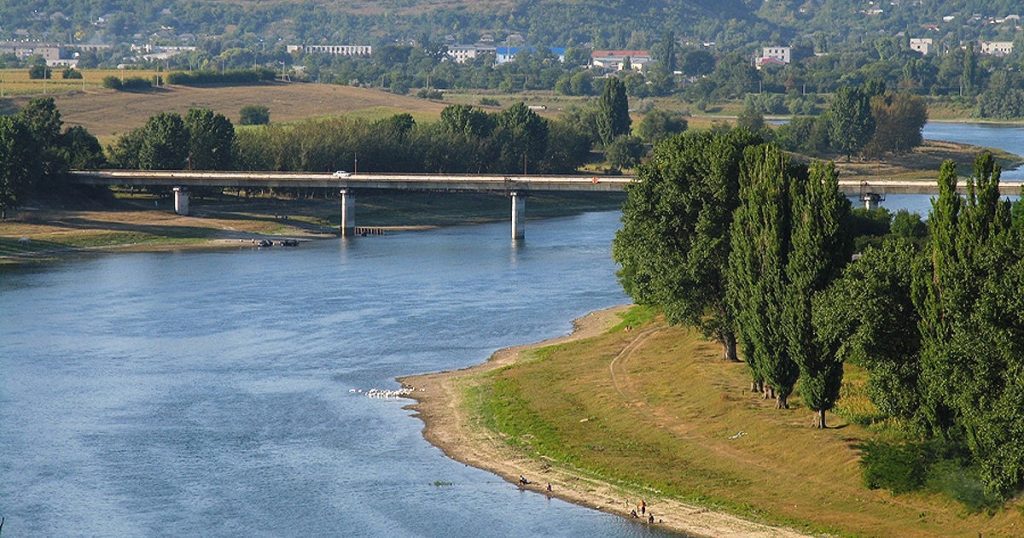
[398,306,810,538]
[0,191,624,267]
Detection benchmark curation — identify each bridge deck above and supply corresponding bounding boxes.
[70,170,1023,196]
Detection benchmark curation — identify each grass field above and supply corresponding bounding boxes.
[0,68,161,97]
[465,309,1024,537]
[2,79,449,137]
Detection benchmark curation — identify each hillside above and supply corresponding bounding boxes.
[2,0,1019,51]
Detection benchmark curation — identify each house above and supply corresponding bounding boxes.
[446,44,496,64]
[909,38,933,55]
[495,46,565,64]
[979,41,1014,56]
[761,46,791,64]
[755,56,787,70]
[590,49,653,72]
[286,44,372,56]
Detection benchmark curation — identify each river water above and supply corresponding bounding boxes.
[1,213,675,537]
[2,123,1022,537]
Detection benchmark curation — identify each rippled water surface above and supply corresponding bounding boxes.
[1,212,677,537]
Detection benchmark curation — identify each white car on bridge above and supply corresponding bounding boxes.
[332,170,352,178]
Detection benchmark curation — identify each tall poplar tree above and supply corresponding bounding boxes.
[826,86,875,161]
[784,161,851,427]
[727,144,799,407]
[914,154,1024,496]
[597,77,630,146]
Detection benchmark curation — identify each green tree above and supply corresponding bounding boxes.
[239,105,270,125]
[961,42,977,96]
[16,97,67,181]
[814,238,923,423]
[827,86,875,161]
[736,103,765,132]
[890,209,927,239]
[604,134,644,169]
[138,112,189,170]
[784,161,852,427]
[495,102,548,173]
[681,49,715,77]
[184,108,235,170]
[615,129,759,363]
[439,104,494,137]
[635,110,688,144]
[653,31,677,73]
[17,97,62,148]
[596,77,630,146]
[58,126,106,169]
[727,144,799,406]
[0,117,40,219]
[28,61,50,80]
[863,92,928,157]
[913,154,1024,497]
[107,128,144,169]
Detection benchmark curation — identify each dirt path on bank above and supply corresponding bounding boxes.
[398,307,812,538]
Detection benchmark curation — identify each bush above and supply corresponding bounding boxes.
[165,68,275,86]
[890,209,927,239]
[28,63,50,79]
[103,76,152,91]
[239,105,270,126]
[479,97,500,107]
[62,68,82,80]
[861,440,931,493]
[605,135,645,170]
[416,88,443,100]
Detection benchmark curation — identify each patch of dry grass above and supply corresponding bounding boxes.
[3,81,448,137]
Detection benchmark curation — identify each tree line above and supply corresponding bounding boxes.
[613,128,1024,501]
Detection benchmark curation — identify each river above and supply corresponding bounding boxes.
[2,123,1023,537]
[1,213,673,537]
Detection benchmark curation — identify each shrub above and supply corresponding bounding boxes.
[28,63,50,79]
[101,76,121,89]
[165,68,275,86]
[239,105,270,126]
[479,97,500,107]
[860,440,931,493]
[62,68,82,80]
[416,88,443,100]
[605,135,645,170]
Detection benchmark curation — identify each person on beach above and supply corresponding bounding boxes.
[640,499,646,514]
[630,509,638,518]
[546,483,552,492]
[648,513,655,524]
[519,474,529,485]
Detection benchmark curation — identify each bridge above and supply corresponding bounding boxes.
[70,170,1022,239]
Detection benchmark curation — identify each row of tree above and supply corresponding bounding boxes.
[769,83,928,160]
[613,128,1024,497]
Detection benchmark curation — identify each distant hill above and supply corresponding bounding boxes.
[0,0,1019,51]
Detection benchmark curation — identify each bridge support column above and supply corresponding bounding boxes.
[173,187,190,216]
[339,189,355,237]
[511,191,526,240]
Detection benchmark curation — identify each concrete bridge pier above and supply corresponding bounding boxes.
[173,187,190,216]
[511,191,526,240]
[339,188,355,237]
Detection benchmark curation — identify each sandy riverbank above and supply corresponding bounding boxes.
[398,306,810,538]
